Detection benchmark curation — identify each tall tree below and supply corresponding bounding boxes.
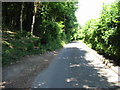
[31,1,41,36]
[20,2,24,32]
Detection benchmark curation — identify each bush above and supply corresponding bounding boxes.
[80,2,120,65]
[2,30,64,66]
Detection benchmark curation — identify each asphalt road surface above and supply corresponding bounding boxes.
[32,41,119,88]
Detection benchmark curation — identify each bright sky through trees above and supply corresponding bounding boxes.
[75,0,116,26]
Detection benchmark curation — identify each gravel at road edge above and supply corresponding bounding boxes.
[2,49,61,88]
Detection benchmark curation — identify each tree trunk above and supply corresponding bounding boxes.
[20,2,24,32]
[31,1,41,36]
[31,2,37,36]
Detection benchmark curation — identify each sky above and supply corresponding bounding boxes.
[75,0,116,26]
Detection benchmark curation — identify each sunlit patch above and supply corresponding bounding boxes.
[83,85,91,88]
[64,43,79,48]
[0,81,9,89]
[53,51,58,55]
[70,64,80,68]
[75,83,79,86]
[35,82,46,88]
[5,30,16,34]
[86,54,119,86]
[65,77,77,83]
[53,53,57,55]
[44,59,48,62]
[38,82,45,86]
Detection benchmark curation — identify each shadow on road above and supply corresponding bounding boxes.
[32,43,119,88]
[55,47,119,88]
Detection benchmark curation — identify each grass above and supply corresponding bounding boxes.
[2,30,65,66]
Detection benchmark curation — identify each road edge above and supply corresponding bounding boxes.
[83,42,120,86]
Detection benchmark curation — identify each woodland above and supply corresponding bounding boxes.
[2,2,79,65]
[2,1,120,66]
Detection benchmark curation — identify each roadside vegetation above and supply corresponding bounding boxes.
[2,30,64,65]
[80,2,120,66]
[2,2,80,66]
[2,1,120,66]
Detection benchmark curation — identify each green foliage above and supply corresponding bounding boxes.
[2,30,65,66]
[14,31,31,39]
[2,2,79,66]
[80,2,120,65]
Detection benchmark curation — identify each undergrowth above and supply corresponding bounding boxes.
[2,30,65,66]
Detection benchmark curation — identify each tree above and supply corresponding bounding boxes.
[31,1,41,36]
[20,2,24,32]
[80,2,120,65]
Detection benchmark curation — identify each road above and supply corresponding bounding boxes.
[2,50,60,88]
[32,41,119,88]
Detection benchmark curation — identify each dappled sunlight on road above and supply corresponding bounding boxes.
[69,64,80,68]
[63,42,119,88]
[65,77,77,83]
[32,42,119,88]
[64,41,87,49]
